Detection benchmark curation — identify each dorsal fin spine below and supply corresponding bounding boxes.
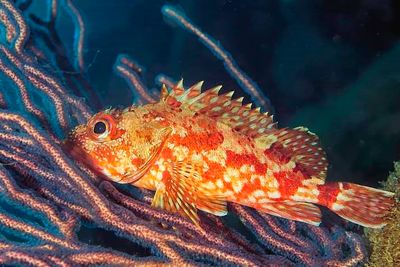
[164,81,277,138]
[236,97,244,103]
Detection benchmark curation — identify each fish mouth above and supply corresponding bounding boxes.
[62,138,80,159]
[62,126,86,159]
[118,127,172,184]
[62,134,102,175]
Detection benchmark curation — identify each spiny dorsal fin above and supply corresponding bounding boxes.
[160,80,328,181]
[161,80,276,138]
[172,78,185,97]
[177,81,203,103]
[261,127,328,180]
[160,84,169,102]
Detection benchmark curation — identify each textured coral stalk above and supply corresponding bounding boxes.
[365,162,400,266]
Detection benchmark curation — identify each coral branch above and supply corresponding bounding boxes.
[63,0,86,72]
[114,54,157,104]
[162,4,273,113]
[155,73,176,89]
[0,0,29,53]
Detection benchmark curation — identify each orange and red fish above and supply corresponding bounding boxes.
[64,80,395,228]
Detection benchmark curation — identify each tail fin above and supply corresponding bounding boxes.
[319,182,395,228]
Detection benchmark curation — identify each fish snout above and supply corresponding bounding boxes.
[62,129,103,177]
[62,126,87,160]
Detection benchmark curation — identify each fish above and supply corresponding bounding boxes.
[64,80,395,228]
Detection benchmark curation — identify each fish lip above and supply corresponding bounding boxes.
[62,139,76,156]
[63,138,91,165]
[63,139,86,163]
[63,140,106,178]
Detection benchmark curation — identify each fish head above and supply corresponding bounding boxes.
[64,106,171,183]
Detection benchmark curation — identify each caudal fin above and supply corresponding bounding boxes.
[320,182,395,228]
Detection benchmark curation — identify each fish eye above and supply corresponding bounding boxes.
[94,121,107,134]
[87,112,124,142]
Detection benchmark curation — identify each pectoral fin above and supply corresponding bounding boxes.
[152,181,199,225]
[196,186,227,216]
[151,160,228,225]
[151,161,201,225]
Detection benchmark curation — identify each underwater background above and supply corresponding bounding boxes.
[0,0,398,266]
[54,0,400,187]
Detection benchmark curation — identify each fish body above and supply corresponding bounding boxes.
[65,81,395,228]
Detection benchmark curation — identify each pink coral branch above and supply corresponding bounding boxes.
[114,54,157,104]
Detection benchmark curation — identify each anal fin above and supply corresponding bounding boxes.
[254,201,322,226]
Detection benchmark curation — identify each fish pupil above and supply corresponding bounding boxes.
[94,121,106,134]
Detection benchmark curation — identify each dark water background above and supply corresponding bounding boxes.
[50,0,400,186]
